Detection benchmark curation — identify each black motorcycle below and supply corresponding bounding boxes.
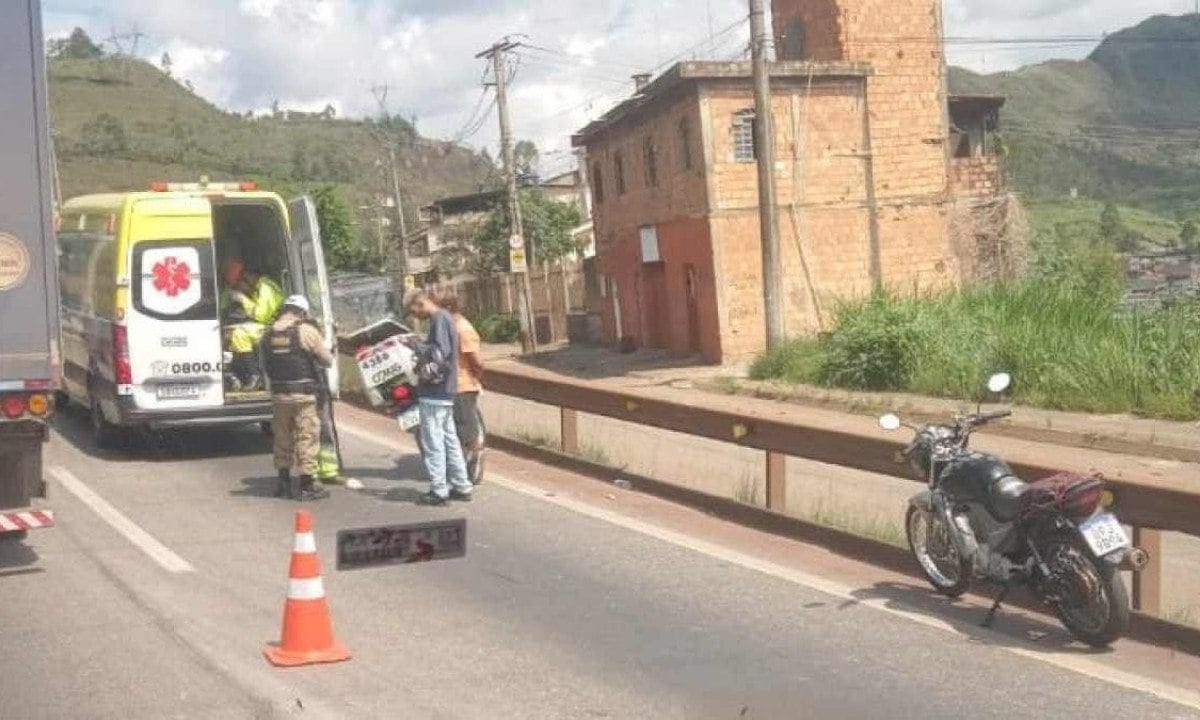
[878,373,1149,647]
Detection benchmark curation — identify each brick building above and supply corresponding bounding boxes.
[573,0,1009,363]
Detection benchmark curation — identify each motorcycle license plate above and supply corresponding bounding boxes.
[1079,513,1130,558]
[397,407,420,432]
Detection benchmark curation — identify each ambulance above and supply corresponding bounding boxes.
[57,180,338,446]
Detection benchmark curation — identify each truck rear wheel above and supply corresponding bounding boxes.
[90,393,124,450]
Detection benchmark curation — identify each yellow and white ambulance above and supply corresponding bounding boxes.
[56,180,337,446]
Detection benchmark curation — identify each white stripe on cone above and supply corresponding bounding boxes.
[293,531,317,554]
[288,577,325,601]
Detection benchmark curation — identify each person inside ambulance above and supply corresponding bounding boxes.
[221,257,284,391]
[264,295,334,502]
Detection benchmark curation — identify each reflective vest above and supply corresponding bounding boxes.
[264,325,318,396]
[251,277,284,324]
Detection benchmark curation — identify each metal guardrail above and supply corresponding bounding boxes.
[485,365,1200,619]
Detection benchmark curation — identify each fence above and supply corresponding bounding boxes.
[483,363,1200,632]
[437,262,587,343]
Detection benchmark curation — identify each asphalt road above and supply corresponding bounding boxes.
[1,404,1198,719]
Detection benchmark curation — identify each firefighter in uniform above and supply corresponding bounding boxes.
[264,295,333,501]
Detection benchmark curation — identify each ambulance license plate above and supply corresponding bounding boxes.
[398,407,420,431]
[157,383,202,400]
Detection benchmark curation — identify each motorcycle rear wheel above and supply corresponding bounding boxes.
[1044,537,1130,648]
[906,505,971,597]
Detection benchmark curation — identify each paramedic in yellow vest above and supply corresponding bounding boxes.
[221,258,284,391]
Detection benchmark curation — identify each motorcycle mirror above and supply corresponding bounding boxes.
[878,413,903,432]
[987,373,1012,394]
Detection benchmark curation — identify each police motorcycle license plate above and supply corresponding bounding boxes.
[1079,512,1130,558]
[357,337,410,389]
[398,406,420,431]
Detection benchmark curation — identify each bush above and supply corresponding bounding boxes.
[817,295,919,391]
[750,277,1200,420]
[476,314,520,344]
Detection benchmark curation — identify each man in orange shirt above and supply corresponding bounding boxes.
[439,294,485,484]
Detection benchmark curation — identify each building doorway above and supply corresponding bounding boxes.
[684,264,702,354]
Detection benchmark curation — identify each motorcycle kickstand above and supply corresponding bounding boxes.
[982,577,1016,628]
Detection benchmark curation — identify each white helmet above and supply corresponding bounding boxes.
[284,294,311,314]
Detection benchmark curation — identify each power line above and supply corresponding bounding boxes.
[517,15,751,131]
[520,43,646,72]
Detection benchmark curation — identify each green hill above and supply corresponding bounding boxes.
[949,14,1200,213]
[48,55,495,244]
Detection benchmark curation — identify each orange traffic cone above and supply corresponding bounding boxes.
[264,510,351,667]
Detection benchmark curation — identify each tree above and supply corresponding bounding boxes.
[48,28,104,60]
[439,189,584,275]
[1181,220,1199,253]
[309,186,380,272]
[160,52,173,76]
[514,140,539,179]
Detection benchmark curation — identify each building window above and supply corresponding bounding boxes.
[643,136,658,188]
[732,109,756,163]
[678,117,694,171]
[591,161,605,204]
[779,18,807,61]
[614,151,627,195]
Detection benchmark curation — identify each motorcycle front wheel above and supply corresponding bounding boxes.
[906,505,971,597]
[1044,537,1130,648]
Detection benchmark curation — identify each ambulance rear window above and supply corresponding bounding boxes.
[131,239,217,322]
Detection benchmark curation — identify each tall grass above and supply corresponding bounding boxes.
[751,272,1200,420]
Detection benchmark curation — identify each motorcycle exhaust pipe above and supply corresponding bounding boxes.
[1120,546,1151,572]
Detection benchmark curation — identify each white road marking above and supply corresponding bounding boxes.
[340,419,1200,712]
[49,466,195,574]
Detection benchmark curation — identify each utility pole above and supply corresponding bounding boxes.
[478,38,537,354]
[371,83,411,285]
[749,0,784,350]
[387,145,409,276]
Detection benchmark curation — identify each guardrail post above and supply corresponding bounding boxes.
[560,407,579,455]
[1132,527,1162,615]
[766,451,787,512]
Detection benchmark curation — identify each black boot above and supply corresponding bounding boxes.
[275,469,291,498]
[231,353,261,391]
[297,475,330,501]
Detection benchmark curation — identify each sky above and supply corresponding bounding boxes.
[41,0,1200,175]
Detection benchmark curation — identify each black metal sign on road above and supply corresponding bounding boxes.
[336,518,467,571]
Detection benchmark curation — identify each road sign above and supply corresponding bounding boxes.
[509,247,528,273]
[508,233,523,250]
[335,518,467,570]
[403,274,415,290]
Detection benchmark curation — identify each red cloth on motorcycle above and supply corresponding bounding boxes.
[1019,472,1104,518]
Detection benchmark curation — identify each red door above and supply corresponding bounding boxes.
[684,264,702,354]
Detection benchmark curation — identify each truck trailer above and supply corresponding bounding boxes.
[0,0,59,539]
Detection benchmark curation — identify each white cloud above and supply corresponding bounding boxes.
[237,0,283,19]
[43,0,1198,167]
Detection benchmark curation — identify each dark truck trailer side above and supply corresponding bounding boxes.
[0,0,59,538]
